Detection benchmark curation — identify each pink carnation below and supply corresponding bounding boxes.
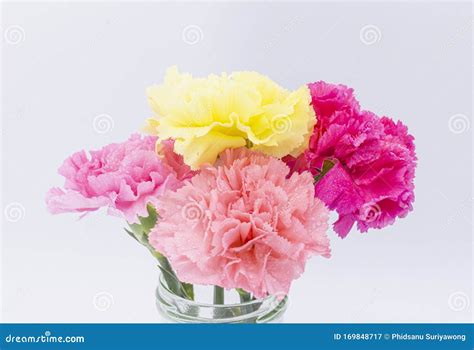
[46,134,184,223]
[149,148,330,298]
[286,81,417,238]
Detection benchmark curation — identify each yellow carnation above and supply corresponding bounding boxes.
[146,66,315,169]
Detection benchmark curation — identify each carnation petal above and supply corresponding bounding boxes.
[149,148,331,297]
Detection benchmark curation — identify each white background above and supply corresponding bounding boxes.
[1,1,472,323]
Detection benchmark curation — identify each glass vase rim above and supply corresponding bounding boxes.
[157,272,284,308]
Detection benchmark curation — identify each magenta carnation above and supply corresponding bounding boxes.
[307,80,360,132]
[286,81,417,238]
[149,148,330,298]
[46,134,184,223]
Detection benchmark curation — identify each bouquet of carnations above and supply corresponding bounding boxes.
[46,67,416,322]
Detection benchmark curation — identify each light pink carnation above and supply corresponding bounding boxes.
[286,81,417,238]
[46,134,183,223]
[149,148,330,298]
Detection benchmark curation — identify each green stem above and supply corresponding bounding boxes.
[236,288,252,303]
[152,250,194,300]
[214,286,224,305]
[124,206,195,300]
[155,253,180,292]
[125,226,194,300]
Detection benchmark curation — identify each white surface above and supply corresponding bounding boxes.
[1,1,472,323]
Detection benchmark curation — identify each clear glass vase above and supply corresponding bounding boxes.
[155,273,288,323]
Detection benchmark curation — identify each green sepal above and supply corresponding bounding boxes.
[126,204,158,245]
[138,203,158,232]
[314,159,335,183]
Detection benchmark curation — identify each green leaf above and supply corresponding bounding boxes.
[182,283,194,300]
[314,159,335,183]
[157,265,181,295]
[138,204,158,233]
[155,254,194,300]
[125,204,158,245]
[124,228,140,242]
[123,203,194,301]
[157,264,192,300]
[126,223,146,244]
